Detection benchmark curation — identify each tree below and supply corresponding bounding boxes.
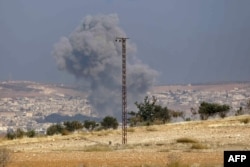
[6,129,15,140]
[84,120,97,131]
[198,102,230,120]
[15,128,25,138]
[46,124,64,136]
[6,128,25,140]
[128,96,170,126]
[64,121,83,132]
[153,105,170,123]
[26,130,36,138]
[101,116,118,129]
[135,96,157,122]
[127,111,140,127]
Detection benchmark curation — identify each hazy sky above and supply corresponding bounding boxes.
[0,0,250,85]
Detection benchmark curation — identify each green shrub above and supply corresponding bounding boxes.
[218,111,227,118]
[198,102,230,120]
[64,121,83,132]
[26,130,36,138]
[101,116,118,129]
[6,129,15,140]
[6,128,26,139]
[46,124,64,136]
[84,120,98,131]
[130,96,171,125]
[15,128,25,138]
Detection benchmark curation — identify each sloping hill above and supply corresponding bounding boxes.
[0,81,86,98]
[1,115,249,167]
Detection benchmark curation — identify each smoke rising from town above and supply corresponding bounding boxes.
[53,14,158,118]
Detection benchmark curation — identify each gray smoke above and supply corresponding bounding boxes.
[53,14,158,119]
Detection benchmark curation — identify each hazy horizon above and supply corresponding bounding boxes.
[1,0,250,85]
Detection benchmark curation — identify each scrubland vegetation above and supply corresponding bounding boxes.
[1,114,250,167]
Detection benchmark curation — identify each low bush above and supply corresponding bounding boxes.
[61,129,70,136]
[15,128,25,138]
[101,116,118,129]
[46,124,64,136]
[6,128,35,140]
[64,121,83,132]
[198,101,230,120]
[6,131,15,140]
[176,137,198,143]
[155,142,165,146]
[26,130,36,138]
[84,120,98,131]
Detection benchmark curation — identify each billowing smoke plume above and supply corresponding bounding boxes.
[53,14,158,119]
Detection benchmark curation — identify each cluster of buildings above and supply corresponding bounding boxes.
[152,85,250,114]
[0,95,92,134]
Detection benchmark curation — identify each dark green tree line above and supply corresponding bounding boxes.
[198,101,230,120]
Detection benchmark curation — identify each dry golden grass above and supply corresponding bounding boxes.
[3,115,250,167]
[239,118,250,124]
[127,127,136,132]
[83,144,113,152]
[145,126,158,132]
[191,143,208,149]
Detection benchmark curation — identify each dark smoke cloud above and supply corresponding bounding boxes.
[53,14,158,119]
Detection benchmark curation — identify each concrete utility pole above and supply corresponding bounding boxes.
[115,37,128,144]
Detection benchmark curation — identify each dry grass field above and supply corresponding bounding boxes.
[1,114,250,167]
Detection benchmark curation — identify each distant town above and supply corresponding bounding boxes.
[0,80,250,134]
[151,83,250,113]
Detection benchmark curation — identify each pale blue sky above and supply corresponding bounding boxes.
[0,0,250,84]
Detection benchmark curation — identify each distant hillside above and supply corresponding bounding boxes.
[0,80,87,98]
[152,82,250,93]
[1,80,250,98]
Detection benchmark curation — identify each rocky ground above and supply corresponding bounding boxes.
[1,115,250,167]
